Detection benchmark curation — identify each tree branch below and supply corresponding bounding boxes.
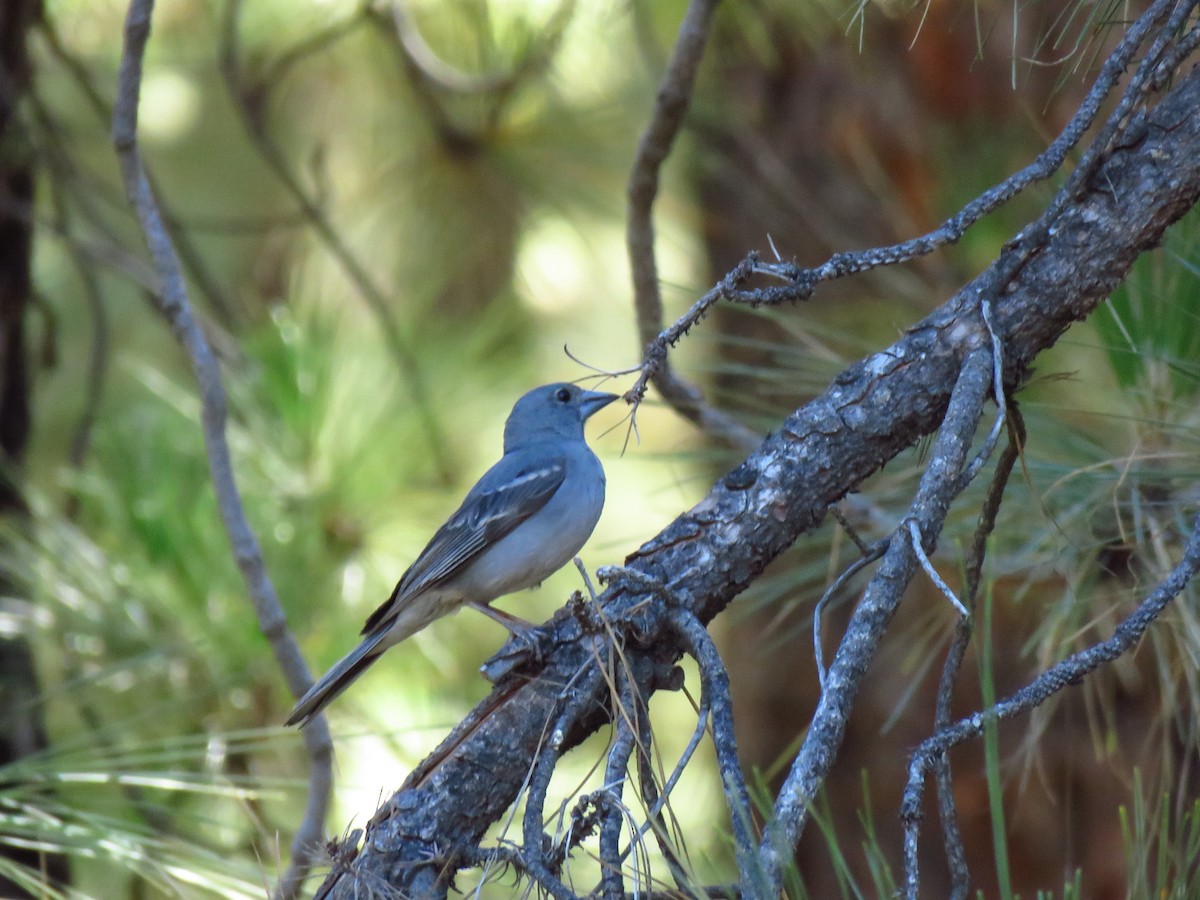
[624,0,759,450]
[111,3,331,897]
[627,0,1194,425]
[900,508,1200,899]
[929,408,1025,899]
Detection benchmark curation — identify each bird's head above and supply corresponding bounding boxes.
[503,383,619,450]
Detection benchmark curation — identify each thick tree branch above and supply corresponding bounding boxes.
[315,53,1200,900]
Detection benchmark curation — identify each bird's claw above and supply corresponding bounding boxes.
[479,625,548,683]
[506,625,545,662]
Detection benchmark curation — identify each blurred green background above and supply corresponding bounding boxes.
[3,0,1199,897]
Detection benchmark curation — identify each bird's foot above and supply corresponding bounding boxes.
[480,619,550,684]
[502,622,545,662]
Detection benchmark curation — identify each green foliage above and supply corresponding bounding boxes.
[0,506,295,896]
[855,772,897,898]
[1095,214,1200,397]
[1120,770,1200,899]
[0,734,277,899]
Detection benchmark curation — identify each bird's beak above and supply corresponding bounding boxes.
[579,389,619,420]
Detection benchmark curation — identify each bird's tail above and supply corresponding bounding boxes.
[286,629,388,728]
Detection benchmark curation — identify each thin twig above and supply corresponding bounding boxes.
[1035,0,1195,227]
[383,0,573,101]
[621,696,709,868]
[624,0,757,450]
[958,298,1008,488]
[488,662,609,890]
[629,681,693,895]
[901,509,1200,900]
[519,666,608,900]
[35,16,242,327]
[667,608,763,897]
[598,669,639,898]
[261,3,373,88]
[458,843,575,899]
[39,144,108,519]
[111,3,332,896]
[908,518,970,618]
[813,538,889,690]
[919,409,1024,900]
[376,0,572,144]
[829,503,873,556]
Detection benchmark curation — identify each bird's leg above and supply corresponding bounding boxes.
[467,600,537,635]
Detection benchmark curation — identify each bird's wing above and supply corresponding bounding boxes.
[361,452,566,634]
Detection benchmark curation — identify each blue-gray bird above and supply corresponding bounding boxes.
[287,382,618,727]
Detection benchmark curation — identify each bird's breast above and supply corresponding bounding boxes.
[456,450,606,602]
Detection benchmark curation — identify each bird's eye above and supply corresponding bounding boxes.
[555,387,572,403]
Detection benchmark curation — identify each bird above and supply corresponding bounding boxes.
[286,382,618,727]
